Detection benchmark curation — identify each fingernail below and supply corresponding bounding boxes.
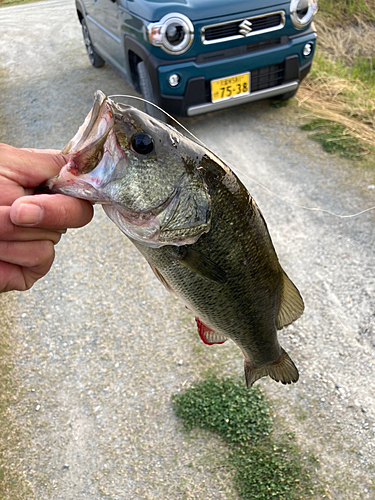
[13,203,44,226]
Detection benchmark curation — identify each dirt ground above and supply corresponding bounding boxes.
[0,1,374,499]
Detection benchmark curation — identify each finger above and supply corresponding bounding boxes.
[0,144,70,188]
[10,194,94,229]
[0,261,27,292]
[0,251,55,292]
[0,207,64,244]
[0,240,54,268]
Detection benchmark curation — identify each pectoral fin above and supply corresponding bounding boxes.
[275,270,304,329]
[177,246,228,285]
[148,263,176,296]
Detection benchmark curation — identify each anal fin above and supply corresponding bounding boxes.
[195,317,227,345]
[244,348,299,387]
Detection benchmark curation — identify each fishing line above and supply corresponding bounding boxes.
[225,170,375,219]
[108,94,375,220]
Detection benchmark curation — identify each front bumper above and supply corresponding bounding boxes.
[143,29,316,117]
[187,80,299,116]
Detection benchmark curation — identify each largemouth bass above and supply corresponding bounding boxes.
[45,90,304,387]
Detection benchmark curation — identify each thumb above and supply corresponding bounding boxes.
[1,144,70,188]
[10,194,94,229]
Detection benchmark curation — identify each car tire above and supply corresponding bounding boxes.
[138,61,166,122]
[81,18,105,68]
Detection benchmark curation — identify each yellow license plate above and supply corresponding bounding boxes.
[211,72,250,103]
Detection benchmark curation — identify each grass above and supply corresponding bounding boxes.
[172,376,320,500]
[0,295,31,500]
[351,57,375,87]
[318,0,375,23]
[0,300,13,499]
[0,297,18,498]
[297,4,375,163]
[0,0,45,7]
[298,46,375,161]
[301,118,375,159]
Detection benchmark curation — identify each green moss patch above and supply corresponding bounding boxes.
[172,376,320,500]
[301,119,374,160]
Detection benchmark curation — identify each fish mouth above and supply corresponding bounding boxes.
[43,91,121,199]
[52,90,118,182]
[61,90,112,156]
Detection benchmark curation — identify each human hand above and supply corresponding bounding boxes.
[0,144,94,292]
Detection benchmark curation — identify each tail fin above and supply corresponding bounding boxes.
[244,348,299,387]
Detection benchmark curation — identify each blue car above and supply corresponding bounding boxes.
[76,0,317,118]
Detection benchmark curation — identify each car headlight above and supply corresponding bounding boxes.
[147,13,194,55]
[290,0,318,29]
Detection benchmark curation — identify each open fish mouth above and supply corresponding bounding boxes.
[61,90,114,157]
[44,91,123,202]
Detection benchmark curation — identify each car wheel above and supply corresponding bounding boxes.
[138,61,166,121]
[81,18,105,68]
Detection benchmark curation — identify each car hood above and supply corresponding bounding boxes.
[126,0,287,23]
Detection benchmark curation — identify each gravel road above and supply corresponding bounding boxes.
[1,1,374,499]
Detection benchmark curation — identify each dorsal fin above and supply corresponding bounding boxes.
[276,270,304,330]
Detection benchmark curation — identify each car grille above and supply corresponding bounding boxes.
[196,37,285,65]
[202,12,285,44]
[251,63,284,92]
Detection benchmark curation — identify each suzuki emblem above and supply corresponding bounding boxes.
[239,19,253,36]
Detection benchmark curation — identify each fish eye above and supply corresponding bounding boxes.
[131,133,154,155]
